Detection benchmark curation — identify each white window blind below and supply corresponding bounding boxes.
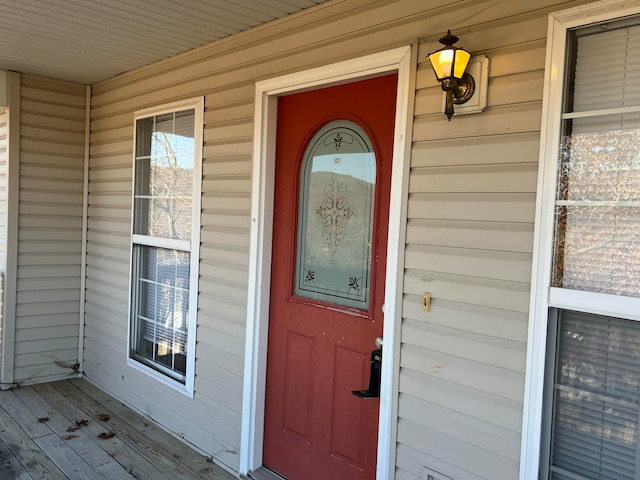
[572,26,640,112]
[546,310,640,480]
[136,246,189,370]
[553,21,640,298]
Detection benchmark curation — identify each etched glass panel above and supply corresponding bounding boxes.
[295,120,376,309]
[553,114,640,297]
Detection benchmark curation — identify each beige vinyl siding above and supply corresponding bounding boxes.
[13,75,85,385]
[85,0,584,476]
[0,108,7,357]
[85,86,251,472]
[397,21,547,480]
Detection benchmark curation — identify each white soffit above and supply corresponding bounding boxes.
[0,0,330,85]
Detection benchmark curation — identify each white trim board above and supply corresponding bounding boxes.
[1,72,19,388]
[520,1,640,478]
[240,45,414,479]
[77,85,91,378]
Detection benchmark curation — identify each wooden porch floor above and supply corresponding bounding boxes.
[0,378,237,479]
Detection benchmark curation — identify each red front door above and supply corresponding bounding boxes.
[263,74,397,480]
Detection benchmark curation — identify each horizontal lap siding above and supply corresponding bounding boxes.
[398,12,554,480]
[14,75,85,385]
[86,81,253,472]
[86,0,585,476]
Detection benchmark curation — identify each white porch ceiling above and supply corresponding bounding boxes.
[0,0,330,85]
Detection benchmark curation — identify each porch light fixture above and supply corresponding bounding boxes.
[428,30,475,121]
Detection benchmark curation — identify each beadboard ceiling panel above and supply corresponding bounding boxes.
[0,0,329,85]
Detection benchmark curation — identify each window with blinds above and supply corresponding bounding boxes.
[129,99,202,389]
[544,309,640,480]
[553,20,640,297]
[542,15,640,480]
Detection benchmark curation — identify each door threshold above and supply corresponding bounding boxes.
[249,466,288,480]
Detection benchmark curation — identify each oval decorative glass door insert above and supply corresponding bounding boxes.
[295,119,376,309]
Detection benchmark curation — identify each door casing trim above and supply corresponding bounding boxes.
[240,45,414,479]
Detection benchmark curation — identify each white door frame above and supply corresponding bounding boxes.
[239,45,414,479]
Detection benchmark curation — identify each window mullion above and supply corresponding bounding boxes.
[562,104,640,119]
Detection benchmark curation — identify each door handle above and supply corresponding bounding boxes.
[351,337,383,399]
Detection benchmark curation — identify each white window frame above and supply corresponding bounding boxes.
[126,97,204,397]
[521,1,640,477]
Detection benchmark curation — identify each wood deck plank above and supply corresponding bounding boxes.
[53,380,220,480]
[71,378,234,479]
[0,399,68,480]
[0,389,53,438]
[0,379,238,480]
[14,386,136,480]
[0,437,34,480]
[31,382,173,480]
[33,433,107,480]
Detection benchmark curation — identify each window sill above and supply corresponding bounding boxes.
[126,357,194,398]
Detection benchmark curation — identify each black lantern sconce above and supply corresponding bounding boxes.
[428,30,475,121]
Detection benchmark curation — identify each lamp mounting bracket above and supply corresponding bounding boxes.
[452,72,475,105]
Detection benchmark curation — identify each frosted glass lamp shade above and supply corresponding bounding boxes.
[428,41,471,81]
